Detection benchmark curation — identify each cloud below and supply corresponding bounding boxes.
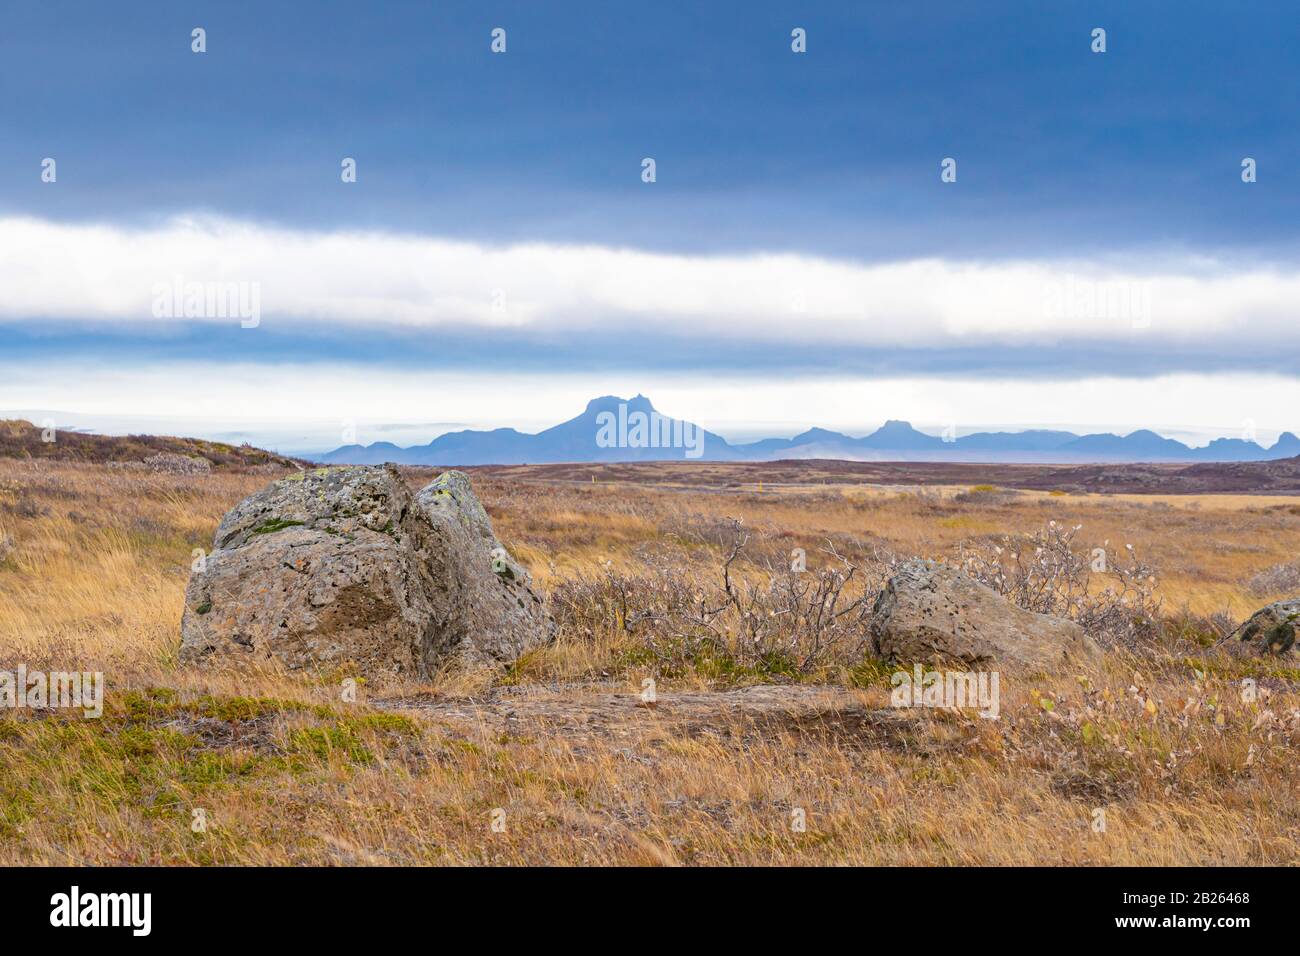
[3,215,1300,351]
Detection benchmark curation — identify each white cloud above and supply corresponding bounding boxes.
[2,214,1299,348]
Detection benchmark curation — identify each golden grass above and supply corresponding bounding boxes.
[1,459,1299,865]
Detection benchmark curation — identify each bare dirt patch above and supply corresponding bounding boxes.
[376,683,920,750]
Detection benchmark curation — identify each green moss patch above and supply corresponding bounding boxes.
[0,689,425,853]
[250,517,306,536]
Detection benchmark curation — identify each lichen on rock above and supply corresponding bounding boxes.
[870,559,1102,668]
[180,465,554,678]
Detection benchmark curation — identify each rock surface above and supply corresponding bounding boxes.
[144,452,212,475]
[180,465,553,677]
[1222,598,1300,657]
[413,470,551,665]
[870,559,1102,667]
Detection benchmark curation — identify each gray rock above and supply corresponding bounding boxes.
[144,452,211,475]
[870,559,1102,668]
[413,470,551,666]
[1222,598,1300,657]
[180,465,553,677]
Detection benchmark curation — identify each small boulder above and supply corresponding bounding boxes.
[144,452,212,475]
[870,559,1102,668]
[1221,599,1300,657]
[180,465,553,678]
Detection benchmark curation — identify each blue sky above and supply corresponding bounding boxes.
[2,2,1299,452]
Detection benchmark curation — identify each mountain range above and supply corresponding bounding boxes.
[318,395,1300,466]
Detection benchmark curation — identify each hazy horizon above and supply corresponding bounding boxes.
[6,396,1293,458]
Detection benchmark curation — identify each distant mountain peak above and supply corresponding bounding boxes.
[858,419,944,450]
[791,426,850,443]
[316,395,1300,467]
[584,394,655,415]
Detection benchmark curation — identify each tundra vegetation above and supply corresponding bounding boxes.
[1,457,1299,865]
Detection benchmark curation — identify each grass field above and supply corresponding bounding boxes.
[2,458,1299,865]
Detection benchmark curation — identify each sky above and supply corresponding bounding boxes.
[2,1,1299,453]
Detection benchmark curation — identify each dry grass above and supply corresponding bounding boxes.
[2,459,1299,865]
[0,418,303,469]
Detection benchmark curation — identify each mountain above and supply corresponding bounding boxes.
[322,394,742,465]
[738,427,854,457]
[1271,431,1300,457]
[318,396,1300,466]
[952,429,1079,452]
[1056,429,1197,461]
[1195,437,1274,462]
[857,420,946,451]
[532,395,742,463]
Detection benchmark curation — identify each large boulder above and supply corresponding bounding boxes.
[180,465,553,677]
[412,470,550,665]
[1221,599,1300,657]
[870,560,1102,668]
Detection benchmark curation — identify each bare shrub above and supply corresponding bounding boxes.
[551,517,885,677]
[953,485,1020,505]
[1247,561,1300,597]
[1161,607,1237,649]
[658,511,746,550]
[2,494,49,519]
[957,520,1161,648]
